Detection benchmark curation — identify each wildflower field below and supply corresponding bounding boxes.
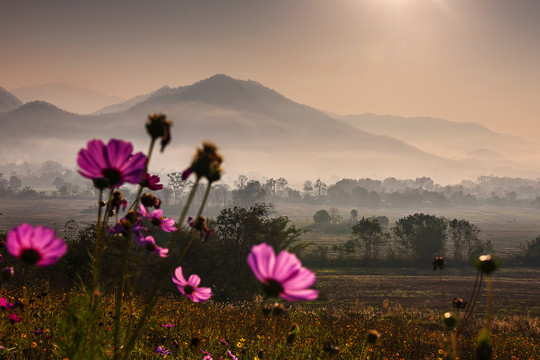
[0,113,539,359]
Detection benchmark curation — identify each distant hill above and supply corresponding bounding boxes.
[339,113,537,165]
[10,83,125,114]
[0,86,22,112]
[94,86,176,114]
[1,74,540,183]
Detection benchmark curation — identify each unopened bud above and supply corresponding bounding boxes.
[1,267,14,281]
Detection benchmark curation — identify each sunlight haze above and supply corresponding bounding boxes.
[1,0,539,140]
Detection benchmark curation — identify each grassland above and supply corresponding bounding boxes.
[1,197,539,358]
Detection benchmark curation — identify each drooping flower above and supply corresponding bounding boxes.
[108,211,145,242]
[141,173,164,191]
[109,190,128,215]
[6,224,67,266]
[172,266,212,302]
[146,113,172,152]
[182,142,223,183]
[77,138,147,188]
[141,193,162,209]
[227,350,238,360]
[136,236,168,258]
[247,243,318,302]
[139,205,176,232]
[188,216,211,241]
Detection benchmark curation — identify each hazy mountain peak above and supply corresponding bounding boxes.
[0,86,23,112]
[10,83,125,114]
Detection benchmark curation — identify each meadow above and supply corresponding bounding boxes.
[1,197,539,359]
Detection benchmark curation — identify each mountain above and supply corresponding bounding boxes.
[94,86,176,114]
[1,74,539,183]
[0,86,23,112]
[339,113,539,167]
[10,83,125,114]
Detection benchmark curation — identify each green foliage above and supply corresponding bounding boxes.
[392,213,447,263]
[313,209,331,224]
[182,204,310,300]
[351,217,388,259]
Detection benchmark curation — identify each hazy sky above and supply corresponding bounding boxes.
[1,0,539,139]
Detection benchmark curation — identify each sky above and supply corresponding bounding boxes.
[1,0,540,139]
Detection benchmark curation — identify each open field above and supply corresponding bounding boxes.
[315,267,540,317]
[274,202,540,254]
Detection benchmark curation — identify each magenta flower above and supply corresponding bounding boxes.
[156,346,169,356]
[142,173,164,191]
[139,205,176,232]
[227,350,238,360]
[7,224,67,266]
[247,243,318,302]
[172,266,212,302]
[0,298,14,310]
[136,236,168,257]
[8,313,22,324]
[77,139,147,188]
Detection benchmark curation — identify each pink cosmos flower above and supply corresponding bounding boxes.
[77,139,147,188]
[156,346,169,356]
[0,298,14,310]
[7,224,67,266]
[139,205,176,232]
[142,173,164,191]
[136,236,168,258]
[8,313,22,324]
[172,266,212,302]
[247,243,318,302]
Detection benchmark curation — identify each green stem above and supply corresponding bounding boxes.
[438,267,446,309]
[129,138,156,212]
[120,178,210,360]
[113,232,133,356]
[486,274,493,329]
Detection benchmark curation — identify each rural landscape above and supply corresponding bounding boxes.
[1,77,540,359]
[2,1,540,359]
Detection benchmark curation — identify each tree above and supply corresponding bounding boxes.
[275,177,288,195]
[392,213,447,262]
[313,209,331,224]
[40,160,63,181]
[329,207,340,224]
[350,209,358,222]
[314,178,327,197]
[523,235,540,263]
[303,180,314,198]
[448,219,482,261]
[351,217,387,259]
[234,175,248,190]
[232,180,267,207]
[53,176,66,190]
[203,204,309,299]
[9,175,22,190]
[166,172,191,205]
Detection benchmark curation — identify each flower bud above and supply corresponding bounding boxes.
[286,323,300,344]
[146,113,172,152]
[433,256,444,271]
[366,329,381,345]
[475,255,500,275]
[186,142,223,183]
[452,297,467,309]
[1,267,14,282]
[442,312,459,329]
[476,328,492,360]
